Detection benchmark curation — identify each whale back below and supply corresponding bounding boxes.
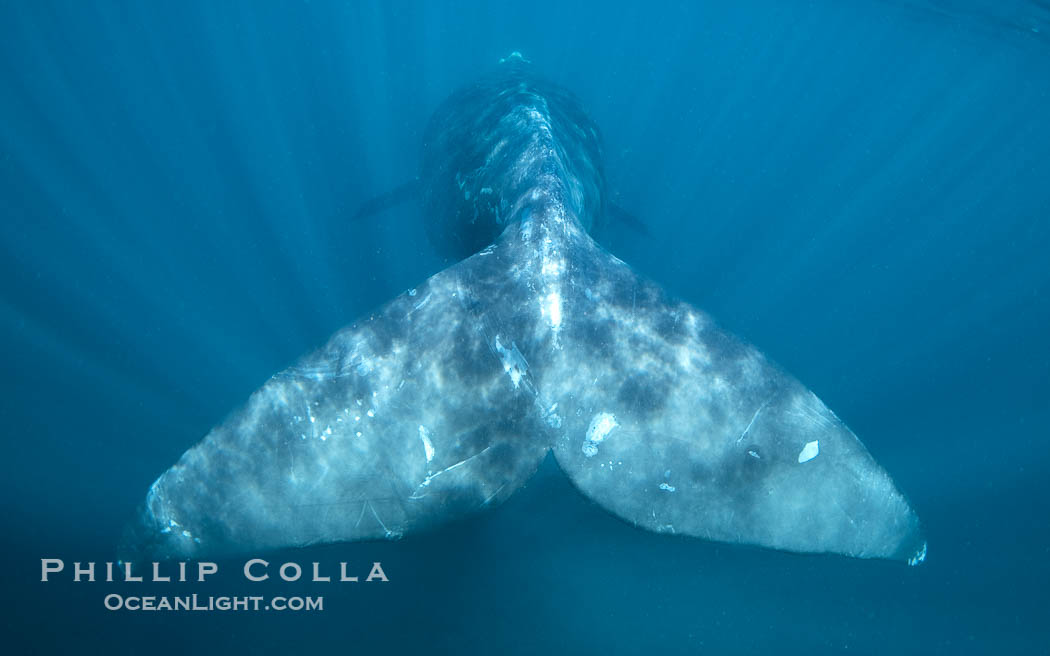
[420,61,606,259]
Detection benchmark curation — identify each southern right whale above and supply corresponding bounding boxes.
[123,55,926,565]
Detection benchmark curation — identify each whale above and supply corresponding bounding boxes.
[124,56,926,565]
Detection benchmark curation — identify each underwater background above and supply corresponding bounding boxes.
[1,0,1048,653]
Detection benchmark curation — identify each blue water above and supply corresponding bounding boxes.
[2,1,1048,653]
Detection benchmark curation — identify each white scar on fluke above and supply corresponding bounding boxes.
[123,55,925,566]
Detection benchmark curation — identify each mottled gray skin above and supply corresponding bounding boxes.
[125,60,924,564]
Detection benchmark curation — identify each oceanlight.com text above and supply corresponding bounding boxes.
[103,593,323,612]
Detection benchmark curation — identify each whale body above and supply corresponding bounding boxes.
[125,59,925,565]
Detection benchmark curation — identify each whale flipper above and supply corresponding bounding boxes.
[128,250,550,558]
[542,243,922,562]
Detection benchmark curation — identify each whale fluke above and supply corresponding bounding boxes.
[127,248,554,558]
[126,59,924,565]
[541,232,921,562]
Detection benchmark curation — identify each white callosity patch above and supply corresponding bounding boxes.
[588,413,618,442]
[494,336,529,390]
[419,425,435,464]
[908,541,928,567]
[659,483,676,493]
[797,440,820,463]
[535,221,567,344]
[541,257,562,277]
[545,402,562,428]
[545,292,562,329]
[582,412,618,457]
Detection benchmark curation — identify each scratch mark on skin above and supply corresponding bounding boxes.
[354,501,368,529]
[482,482,507,506]
[791,394,837,431]
[371,501,384,533]
[409,446,495,499]
[369,501,392,536]
[737,399,771,443]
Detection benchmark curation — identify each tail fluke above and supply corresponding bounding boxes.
[129,247,549,558]
[541,240,924,563]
